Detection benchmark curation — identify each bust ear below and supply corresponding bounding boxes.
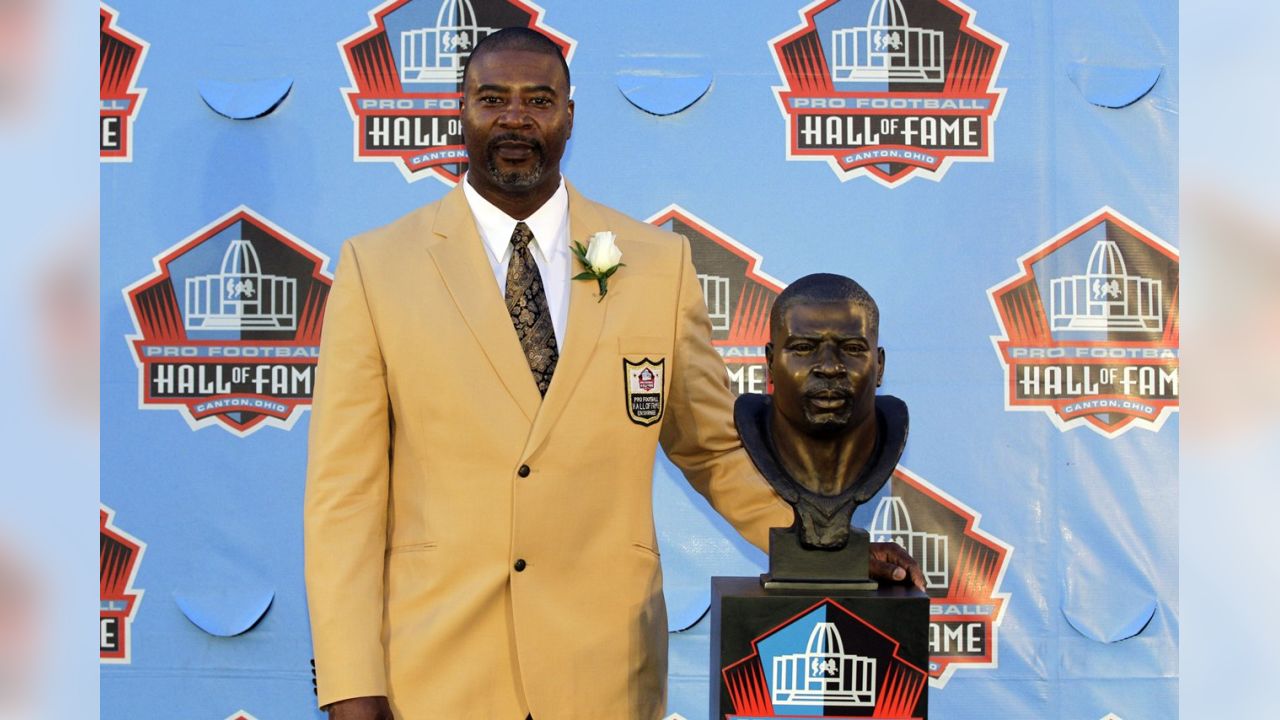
[764,343,775,378]
[876,347,886,386]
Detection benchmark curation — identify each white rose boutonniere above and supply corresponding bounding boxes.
[572,231,625,302]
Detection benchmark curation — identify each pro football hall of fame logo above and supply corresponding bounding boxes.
[770,0,1006,186]
[101,505,145,663]
[646,205,784,397]
[989,207,1180,437]
[869,468,1012,686]
[339,0,575,183]
[721,599,927,718]
[124,207,333,436]
[100,3,148,162]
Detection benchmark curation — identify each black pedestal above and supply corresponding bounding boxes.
[710,576,929,719]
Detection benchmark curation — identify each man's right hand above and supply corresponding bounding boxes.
[326,696,394,720]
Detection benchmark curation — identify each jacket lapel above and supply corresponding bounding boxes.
[425,186,542,423]
[524,183,610,456]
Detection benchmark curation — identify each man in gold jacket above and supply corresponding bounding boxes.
[305,28,914,720]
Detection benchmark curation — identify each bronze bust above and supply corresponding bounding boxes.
[736,273,911,584]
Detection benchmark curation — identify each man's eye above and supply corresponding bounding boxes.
[790,343,815,353]
[842,344,867,354]
[479,96,503,104]
[528,97,553,106]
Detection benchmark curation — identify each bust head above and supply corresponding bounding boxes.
[736,273,907,552]
[766,273,885,450]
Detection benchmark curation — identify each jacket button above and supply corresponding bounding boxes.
[517,465,531,477]
[514,559,527,572]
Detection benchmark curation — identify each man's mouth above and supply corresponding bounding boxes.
[805,388,852,410]
[490,136,541,162]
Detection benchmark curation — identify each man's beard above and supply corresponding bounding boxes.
[484,134,546,190]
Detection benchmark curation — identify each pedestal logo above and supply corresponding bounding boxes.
[722,598,927,718]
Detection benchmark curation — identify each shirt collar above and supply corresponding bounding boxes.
[462,175,569,262]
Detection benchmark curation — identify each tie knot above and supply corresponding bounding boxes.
[510,222,534,251]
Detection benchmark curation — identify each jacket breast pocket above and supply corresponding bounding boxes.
[617,336,668,358]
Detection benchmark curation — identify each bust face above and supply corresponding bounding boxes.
[766,300,885,438]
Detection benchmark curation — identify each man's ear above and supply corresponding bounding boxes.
[876,347,886,387]
[764,342,774,382]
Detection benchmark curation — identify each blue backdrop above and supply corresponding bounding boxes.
[101,1,1178,718]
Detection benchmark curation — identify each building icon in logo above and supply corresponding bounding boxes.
[772,622,877,707]
[400,0,498,83]
[698,272,733,332]
[870,496,950,590]
[1049,239,1163,333]
[831,0,945,83]
[185,239,297,332]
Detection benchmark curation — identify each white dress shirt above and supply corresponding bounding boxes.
[461,175,571,348]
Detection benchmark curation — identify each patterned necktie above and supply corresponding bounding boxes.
[505,222,559,396]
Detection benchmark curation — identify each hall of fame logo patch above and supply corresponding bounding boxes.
[101,505,145,663]
[769,0,1006,187]
[868,466,1012,686]
[339,0,575,184]
[123,207,333,436]
[623,358,664,426]
[646,206,785,398]
[988,207,1179,437]
[100,4,148,162]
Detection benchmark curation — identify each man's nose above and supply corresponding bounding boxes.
[812,345,845,376]
[498,105,531,127]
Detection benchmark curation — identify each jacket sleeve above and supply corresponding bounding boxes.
[304,239,391,707]
[658,235,793,552]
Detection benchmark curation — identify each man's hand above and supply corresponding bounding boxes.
[870,541,927,591]
[326,696,394,720]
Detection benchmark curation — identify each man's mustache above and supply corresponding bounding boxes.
[803,381,855,397]
[488,133,544,153]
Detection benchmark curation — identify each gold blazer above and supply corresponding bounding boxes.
[304,183,791,719]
